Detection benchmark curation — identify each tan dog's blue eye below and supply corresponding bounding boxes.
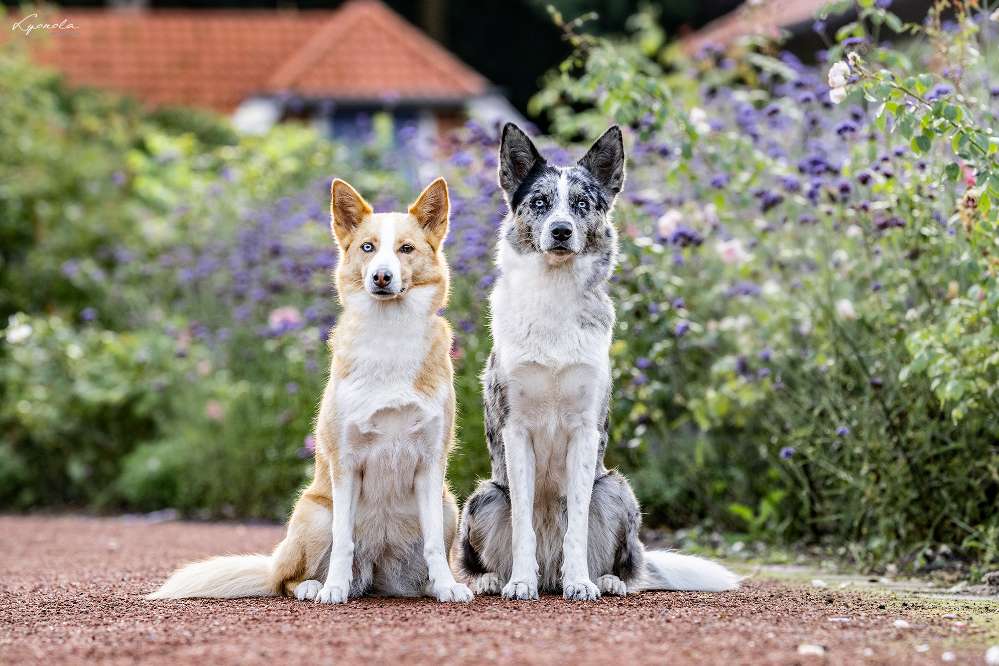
[399,244,414,254]
[361,242,375,253]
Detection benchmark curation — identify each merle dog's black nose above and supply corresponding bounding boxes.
[551,223,573,242]
[373,269,393,288]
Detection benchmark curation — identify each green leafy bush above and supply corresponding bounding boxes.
[0,314,185,507]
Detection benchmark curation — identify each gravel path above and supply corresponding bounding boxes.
[0,515,993,664]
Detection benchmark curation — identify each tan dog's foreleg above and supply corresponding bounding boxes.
[416,455,473,602]
[315,451,360,604]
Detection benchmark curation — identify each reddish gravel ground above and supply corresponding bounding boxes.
[0,515,993,665]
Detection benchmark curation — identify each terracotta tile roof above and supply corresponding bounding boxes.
[17,1,488,112]
[681,0,832,54]
[269,0,488,102]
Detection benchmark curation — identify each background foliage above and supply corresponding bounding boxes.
[1,3,996,573]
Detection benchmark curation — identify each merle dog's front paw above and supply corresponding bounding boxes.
[563,578,601,601]
[502,577,539,600]
[472,572,503,595]
[293,579,323,601]
[315,582,350,604]
[596,574,627,596]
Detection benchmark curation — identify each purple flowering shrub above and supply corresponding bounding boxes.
[529,6,998,568]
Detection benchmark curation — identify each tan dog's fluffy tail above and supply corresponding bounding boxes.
[146,554,275,599]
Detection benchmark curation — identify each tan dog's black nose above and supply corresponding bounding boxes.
[373,269,393,288]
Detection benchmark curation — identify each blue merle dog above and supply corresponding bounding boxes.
[455,123,739,600]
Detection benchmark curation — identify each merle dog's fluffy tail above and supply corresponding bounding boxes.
[635,550,740,592]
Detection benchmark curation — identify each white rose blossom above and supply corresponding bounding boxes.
[836,298,858,321]
[688,107,711,134]
[827,61,851,104]
[827,61,850,88]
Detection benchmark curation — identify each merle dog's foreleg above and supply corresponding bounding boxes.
[501,423,538,600]
[562,427,602,600]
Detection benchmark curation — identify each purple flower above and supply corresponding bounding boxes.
[836,426,850,437]
[81,307,97,322]
[298,434,316,459]
[835,121,858,137]
[927,84,952,101]
[674,320,690,337]
[636,357,652,370]
[672,297,686,310]
[727,281,762,298]
[61,260,81,278]
[668,226,704,248]
[710,173,730,188]
[779,446,796,460]
[755,189,784,212]
[874,216,905,231]
[779,176,801,193]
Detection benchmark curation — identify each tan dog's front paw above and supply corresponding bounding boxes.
[434,581,474,603]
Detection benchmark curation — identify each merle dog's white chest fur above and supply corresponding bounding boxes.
[505,363,602,494]
[491,239,613,371]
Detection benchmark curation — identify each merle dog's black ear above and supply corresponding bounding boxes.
[579,126,625,196]
[498,123,544,201]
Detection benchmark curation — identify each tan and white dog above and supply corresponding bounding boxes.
[149,177,473,604]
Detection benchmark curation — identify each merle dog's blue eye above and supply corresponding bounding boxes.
[576,199,589,212]
[361,242,375,253]
[531,197,548,211]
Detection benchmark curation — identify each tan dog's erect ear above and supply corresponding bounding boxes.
[408,177,450,249]
[330,178,373,246]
